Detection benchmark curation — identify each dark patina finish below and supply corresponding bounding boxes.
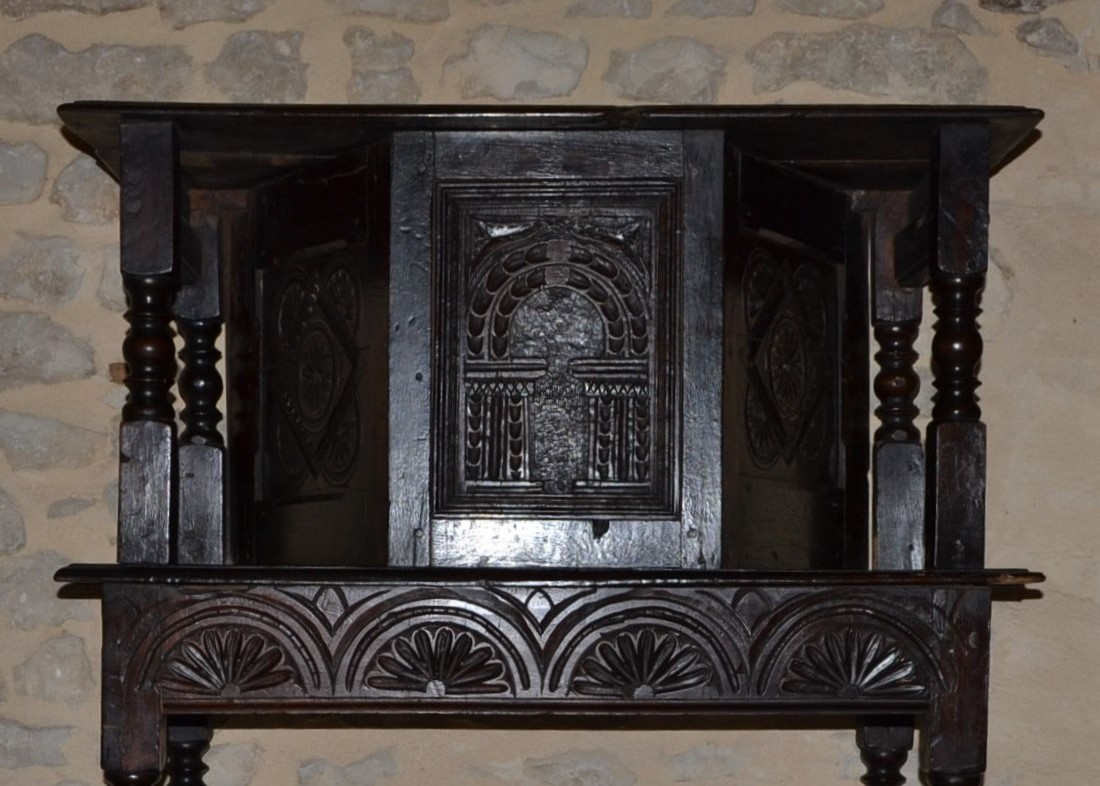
[55,102,1043,786]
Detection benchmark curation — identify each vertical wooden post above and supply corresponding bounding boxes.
[118,121,178,565]
[919,589,991,786]
[864,191,925,570]
[927,125,990,570]
[176,203,225,565]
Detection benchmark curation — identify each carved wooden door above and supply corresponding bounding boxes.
[389,131,725,568]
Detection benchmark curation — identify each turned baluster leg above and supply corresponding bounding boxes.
[166,719,212,786]
[872,319,924,570]
[857,720,914,786]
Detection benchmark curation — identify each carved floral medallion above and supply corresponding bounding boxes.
[162,628,296,697]
[781,629,927,699]
[572,628,713,699]
[366,625,510,697]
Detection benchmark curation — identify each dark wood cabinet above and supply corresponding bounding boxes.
[54,103,1043,786]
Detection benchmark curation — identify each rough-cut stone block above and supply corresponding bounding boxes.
[1016,18,1079,58]
[0,141,47,205]
[667,0,755,17]
[327,0,449,22]
[47,496,95,519]
[345,27,415,71]
[206,743,261,786]
[668,742,743,780]
[0,0,147,19]
[0,486,25,556]
[446,26,588,100]
[0,312,95,392]
[298,749,397,786]
[0,718,71,768]
[777,0,882,18]
[13,634,94,706]
[979,0,1065,13]
[97,243,125,312]
[933,1,987,35]
[0,234,84,305]
[0,35,191,125]
[206,31,308,103]
[567,0,651,17]
[523,750,637,786]
[748,24,986,103]
[160,0,273,28]
[0,410,100,471]
[0,551,91,630]
[605,37,725,103]
[344,28,421,103]
[50,155,120,225]
[348,70,421,103]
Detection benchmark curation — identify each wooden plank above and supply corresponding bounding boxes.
[120,121,176,276]
[936,125,990,277]
[177,444,224,565]
[388,132,434,567]
[873,442,925,570]
[680,130,724,569]
[118,421,174,564]
[927,422,985,569]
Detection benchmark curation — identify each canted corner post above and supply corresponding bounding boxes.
[926,124,990,572]
[118,119,180,566]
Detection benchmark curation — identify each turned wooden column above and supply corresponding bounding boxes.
[926,125,990,572]
[175,202,226,565]
[921,124,992,786]
[864,191,926,571]
[118,120,179,565]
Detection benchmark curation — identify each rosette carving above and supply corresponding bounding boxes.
[572,628,712,699]
[366,625,510,697]
[162,629,296,697]
[782,629,927,699]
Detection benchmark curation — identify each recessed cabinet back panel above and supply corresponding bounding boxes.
[723,152,868,569]
[250,145,391,566]
[390,131,725,568]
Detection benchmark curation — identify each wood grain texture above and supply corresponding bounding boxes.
[52,103,1046,786]
[178,444,224,565]
[118,421,174,564]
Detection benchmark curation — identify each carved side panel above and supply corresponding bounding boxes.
[433,183,680,518]
[257,239,389,566]
[269,253,361,491]
[741,246,830,471]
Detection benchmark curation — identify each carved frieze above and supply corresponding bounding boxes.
[117,581,971,708]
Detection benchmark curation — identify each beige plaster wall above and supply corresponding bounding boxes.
[0,1,1097,784]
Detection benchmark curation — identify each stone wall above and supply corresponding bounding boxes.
[0,1,1097,784]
